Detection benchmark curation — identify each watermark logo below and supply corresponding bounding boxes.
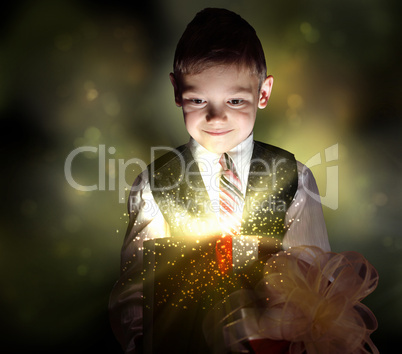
[64,145,182,202]
[303,143,338,210]
[64,144,339,209]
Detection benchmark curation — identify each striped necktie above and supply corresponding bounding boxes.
[216,153,244,273]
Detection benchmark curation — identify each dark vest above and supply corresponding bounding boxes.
[143,142,298,353]
[148,141,298,243]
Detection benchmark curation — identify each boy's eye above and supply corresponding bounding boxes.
[190,99,205,104]
[228,99,243,105]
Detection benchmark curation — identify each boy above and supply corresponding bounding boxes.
[109,8,330,354]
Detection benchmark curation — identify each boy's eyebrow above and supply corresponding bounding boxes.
[181,85,197,94]
[182,85,254,95]
[229,86,254,94]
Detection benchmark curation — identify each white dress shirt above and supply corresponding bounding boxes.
[125,134,330,249]
[109,134,331,353]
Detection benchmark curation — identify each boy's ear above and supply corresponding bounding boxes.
[258,75,274,109]
[169,73,182,107]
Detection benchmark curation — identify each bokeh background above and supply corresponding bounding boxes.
[1,0,401,352]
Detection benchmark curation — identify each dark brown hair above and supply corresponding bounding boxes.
[173,8,267,88]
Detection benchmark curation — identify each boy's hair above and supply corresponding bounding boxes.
[173,8,267,89]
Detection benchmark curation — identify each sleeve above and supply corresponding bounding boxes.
[109,170,170,354]
[282,161,331,252]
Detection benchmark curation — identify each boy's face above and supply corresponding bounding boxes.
[171,65,273,154]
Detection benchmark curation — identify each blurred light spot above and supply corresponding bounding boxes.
[77,264,88,276]
[372,192,388,206]
[300,22,320,43]
[101,92,121,116]
[84,126,101,144]
[300,22,312,34]
[55,34,73,51]
[86,89,98,101]
[63,215,82,233]
[287,94,303,109]
[20,199,37,216]
[84,81,98,101]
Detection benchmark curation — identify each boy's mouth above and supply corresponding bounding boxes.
[203,129,233,136]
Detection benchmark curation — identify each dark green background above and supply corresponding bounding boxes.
[1,0,401,352]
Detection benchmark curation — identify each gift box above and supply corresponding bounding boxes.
[142,235,282,354]
[203,246,380,354]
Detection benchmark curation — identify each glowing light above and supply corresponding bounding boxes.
[287,94,303,109]
[300,22,320,43]
[86,88,98,101]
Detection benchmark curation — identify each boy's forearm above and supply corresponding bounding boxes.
[109,209,145,352]
[110,172,170,352]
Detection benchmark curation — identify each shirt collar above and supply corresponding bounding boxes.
[226,133,254,172]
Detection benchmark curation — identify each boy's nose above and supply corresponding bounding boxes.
[206,104,227,122]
